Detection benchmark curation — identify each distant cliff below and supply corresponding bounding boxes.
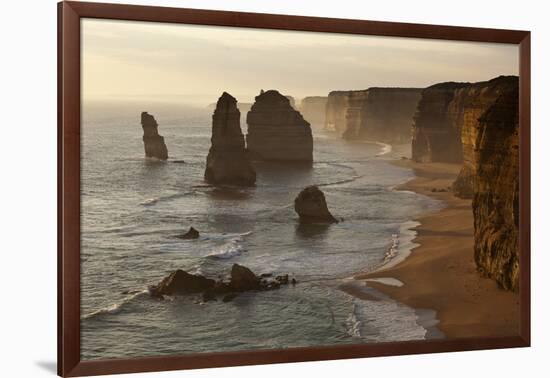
[325,91,350,135]
[472,87,519,291]
[358,88,422,143]
[325,88,422,142]
[299,96,328,127]
[141,112,168,160]
[246,90,313,162]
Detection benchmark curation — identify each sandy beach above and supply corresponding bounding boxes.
[354,159,520,338]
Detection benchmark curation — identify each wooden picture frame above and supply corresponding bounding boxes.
[58,1,531,376]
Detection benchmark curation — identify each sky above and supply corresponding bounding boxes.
[82,18,519,106]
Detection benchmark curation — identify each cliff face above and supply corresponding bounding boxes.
[325,88,422,142]
[411,82,470,163]
[299,96,328,127]
[411,76,518,168]
[204,92,256,186]
[472,87,519,291]
[358,88,422,143]
[246,90,313,162]
[342,90,369,139]
[452,76,519,198]
[325,91,349,135]
[141,112,168,160]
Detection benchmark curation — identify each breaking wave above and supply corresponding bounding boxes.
[82,290,149,320]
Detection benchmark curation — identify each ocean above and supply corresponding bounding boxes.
[80,101,442,360]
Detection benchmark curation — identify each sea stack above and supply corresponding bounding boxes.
[246,90,313,162]
[141,112,168,160]
[294,186,337,224]
[204,92,256,186]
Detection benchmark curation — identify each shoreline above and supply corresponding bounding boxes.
[349,159,520,339]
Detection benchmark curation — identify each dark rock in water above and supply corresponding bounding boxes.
[294,186,337,224]
[246,90,313,162]
[222,293,238,302]
[150,264,293,300]
[260,273,273,278]
[291,278,297,285]
[275,274,289,285]
[151,270,216,296]
[204,92,256,186]
[202,289,217,302]
[178,226,199,239]
[141,112,168,160]
[229,263,261,292]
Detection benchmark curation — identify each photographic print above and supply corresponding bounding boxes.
[78,16,522,362]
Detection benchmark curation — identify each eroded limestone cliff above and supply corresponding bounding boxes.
[141,112,168,160]
[325,88,421,142]
[246,90,313,162]
[299,96,328,127]
[412,76,520,290]
[453,77,519,198]
[325,91,349,135]
[472,87,519,291]
[358,88,422,143]
[411,76,518,169]
[204,92,256,186]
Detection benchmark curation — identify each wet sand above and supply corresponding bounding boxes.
[354,160,520,338]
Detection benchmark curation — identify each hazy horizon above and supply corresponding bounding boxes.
[82,18,519,106]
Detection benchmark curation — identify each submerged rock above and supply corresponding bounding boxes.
[141,112,168,160]
[246,90,313,162]
[204,92,256,186]
[178,226,199,240]
[294,186,337,224]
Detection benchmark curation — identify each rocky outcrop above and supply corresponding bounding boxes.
[177,227,199,239]
[150,264,295,300]
[141,112,168,160]
[229,264,260,291]
[294,186,337,223]
[151,270,216,296]
[411,76,518,167]
[471,87,519,291]
[299,96,328,127]
[325,88,422,142]
[204,92,256,186]
[246,90,313,162]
